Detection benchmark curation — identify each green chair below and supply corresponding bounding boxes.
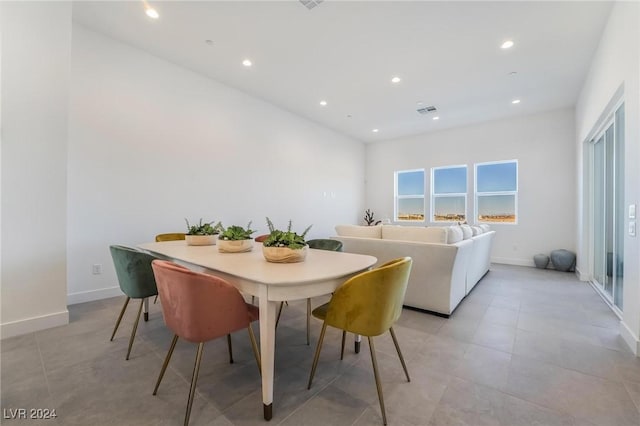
[307,257,413,425]
[109,245,159,360]
[276,238,344,345]
[306,239,343,252]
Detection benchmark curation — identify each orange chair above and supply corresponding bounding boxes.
[151,260,261,426]
[254,234,270,242]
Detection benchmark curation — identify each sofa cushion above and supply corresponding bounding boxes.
[447,226,463,244]
[479,224,491,232]
[382,225,448,244]
[471,226,484,236]
[459,224,473,240]
[335,224,382,238]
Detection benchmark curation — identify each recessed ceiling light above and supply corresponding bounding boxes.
[501,40,514,49]
[391,76,401,84]
[205,40,213,45]
[509,71,518,76]
[242,59,252,67]
[319,100,328,106]
[432,116,440,121]
[512,99,521,104]
[145,7,159,19]
[372,129,379,133]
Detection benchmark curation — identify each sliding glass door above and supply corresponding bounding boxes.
[590,103,624,310]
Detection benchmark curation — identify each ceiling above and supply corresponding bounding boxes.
[72,1,612,143]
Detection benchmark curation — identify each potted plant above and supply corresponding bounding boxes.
[262,217,312,263]
[364,209,382,226]
[218,221,256,253]
[185,218,222,246]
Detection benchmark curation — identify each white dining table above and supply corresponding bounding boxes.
[138,240,377,421]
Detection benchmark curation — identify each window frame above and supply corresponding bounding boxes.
[474,159,518,224]
[394,168,425,222]
[430,164,468,223]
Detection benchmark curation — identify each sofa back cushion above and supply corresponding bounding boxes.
[447,226,463,244]
[471,226,484,236]
[459,224,473,240]
[335,224,382,238]
[382,226,448,244]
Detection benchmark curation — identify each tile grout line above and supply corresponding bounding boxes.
[275,370,349,425]
[34,331,53,399]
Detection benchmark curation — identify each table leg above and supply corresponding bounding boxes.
[258,289,277,421]
[143,297,149,322]
[354,334,362,354]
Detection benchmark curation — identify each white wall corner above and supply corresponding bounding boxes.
[1,310,69,340]
[620,320,640,356]
[67,286,122,305]
[574,267,589,281]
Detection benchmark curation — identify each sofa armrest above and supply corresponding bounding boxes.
[332,236,473,315]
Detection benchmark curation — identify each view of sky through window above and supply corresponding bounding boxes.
[397,170,424,195]
[476,161,518,223]
[433,166,467,222]
[396,170,425,220]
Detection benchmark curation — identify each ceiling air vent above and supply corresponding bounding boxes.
[299,0,324,10]
[417,106,437,115]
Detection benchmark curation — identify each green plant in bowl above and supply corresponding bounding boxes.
[263,218,312,250]
[218,222,256,253]
[185,218,222,235]
[219,222,256,240]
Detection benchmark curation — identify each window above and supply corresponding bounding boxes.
[475,160,518,223]
[395,169,425,221]
[431,165,467,222]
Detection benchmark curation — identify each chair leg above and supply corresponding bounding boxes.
[340,330,346,360]
[389,327,410,382]
[275,301,285,328]
[227,334,234,364]
[126,299,144,360]
[110,297,130,341]
[368,337,387,425]
[306,298,311,346]
[307,322,328,390]
[184,342,205,426]
[153,334,179,395]
[144,298,149,322]
[248,323,261,374]
[154,295,158,304]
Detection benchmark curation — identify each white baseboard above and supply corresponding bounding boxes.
[1,310,69,340]
[620,320,640,356]
[574,267,589,281]
[67,287,122,305]
[67,286,122,305]
[491,257,534,267]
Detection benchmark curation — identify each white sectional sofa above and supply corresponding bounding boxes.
[332,224,495,316]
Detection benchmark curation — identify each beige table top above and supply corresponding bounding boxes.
[138,240,377,286]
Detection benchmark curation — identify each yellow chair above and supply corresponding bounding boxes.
[307,257,413,425]
[155,233,186,242]
[152,233,186,304]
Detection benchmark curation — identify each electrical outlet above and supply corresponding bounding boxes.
[92,264,102,275]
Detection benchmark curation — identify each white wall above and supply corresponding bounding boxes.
[1,2,71,338]
[575,2,640,353]
[365,108,576,266]
[67,25,365,303]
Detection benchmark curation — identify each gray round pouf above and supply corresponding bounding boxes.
[550,249,576,272]
[533,254,550,269]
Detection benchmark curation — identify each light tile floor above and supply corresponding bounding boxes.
[2,264,640,425]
